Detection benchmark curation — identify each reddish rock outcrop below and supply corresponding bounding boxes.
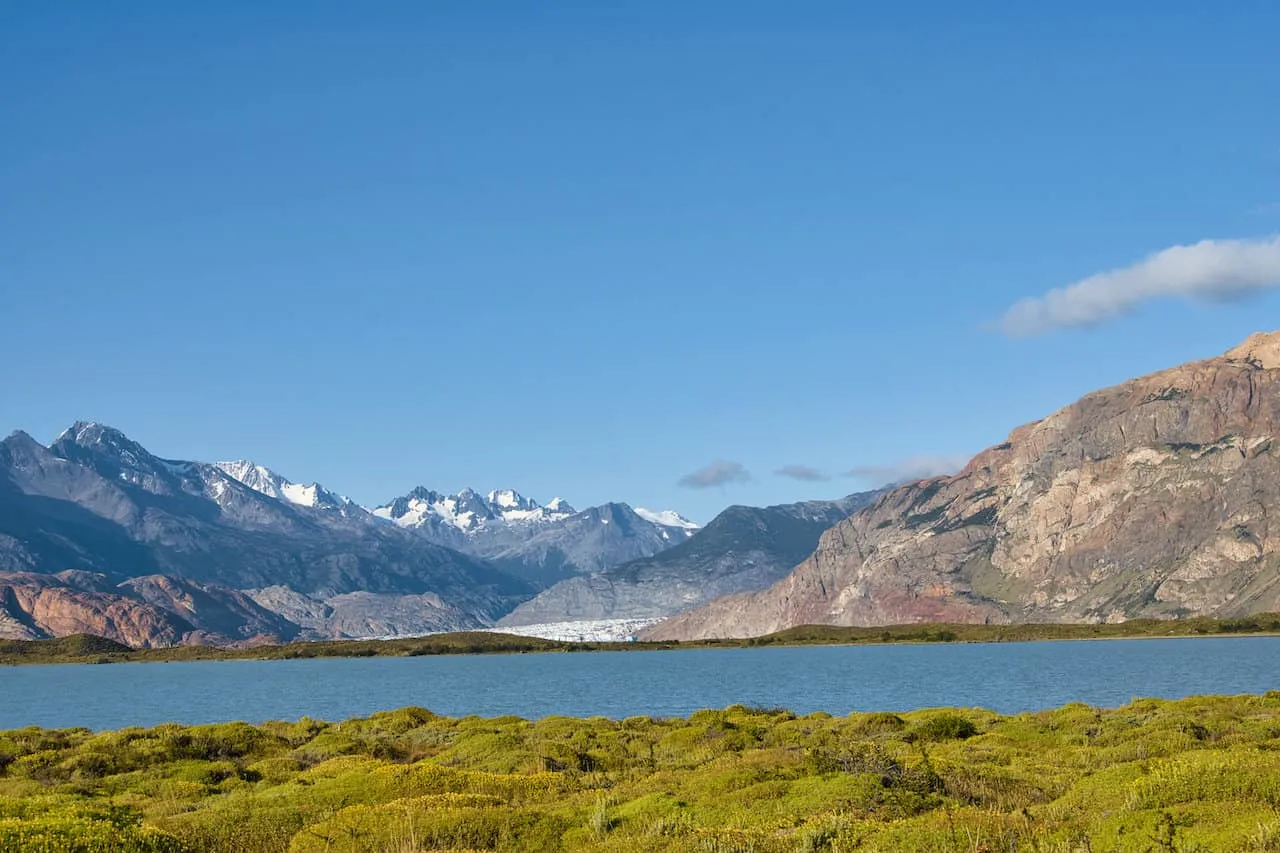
[0,571,298,648]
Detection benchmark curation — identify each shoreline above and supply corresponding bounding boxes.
[5,612,1280,667]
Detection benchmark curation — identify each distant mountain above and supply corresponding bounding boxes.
[0,421,704,646]
[371,487,577,546]
[480,502,699,587]
[498,492,880,627]
[0,423,531,644]
[215,460,352,511]
[373,487,698,586]
[646,330,1280,641]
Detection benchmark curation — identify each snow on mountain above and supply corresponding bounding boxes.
[482,618,662,643]
[370,490,696,585]
[371,488,488,532]
[373,487,578,533]
[635,508,700,531]
[488,489,535,511]
[215,460,350,510]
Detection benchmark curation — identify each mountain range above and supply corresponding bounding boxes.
[9,330,1280,648]
[499,493,880,628]
[369,487,697,586]
[0,422,699,645]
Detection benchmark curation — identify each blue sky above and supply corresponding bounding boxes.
[3,1,1279,523]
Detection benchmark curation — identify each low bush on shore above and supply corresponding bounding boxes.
[3,694,1280,851]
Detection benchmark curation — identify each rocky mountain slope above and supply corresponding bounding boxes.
[372,487,697,585]
[0,571,298,647]
[646,331,1280,640]
[499,493,879,626]
[0,424,530,642]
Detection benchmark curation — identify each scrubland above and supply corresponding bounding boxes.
[5,694,1280,851]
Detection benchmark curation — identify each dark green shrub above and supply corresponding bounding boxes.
[911,713,978,742]
[854,712,908,735]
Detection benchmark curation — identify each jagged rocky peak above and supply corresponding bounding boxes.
[0,430,50,465]
[405,485,442,502]
[545,496,577,514]
[215,460,280,493]
[484,489,578,523]
[373,486,489,530]
[487,489,537,512]
[584,502,640,527]
[48,421,193,487]
[1225,329,1280,368]
[452,488,496,519]
[53,421,156,464]
[374,486,580,532]
[215,459,348,510]
[56,420,123,446]
[380,486,439,518]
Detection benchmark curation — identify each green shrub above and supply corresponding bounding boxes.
[0,809,185,853]
[8,695,1280,851]
[910,712,979,742]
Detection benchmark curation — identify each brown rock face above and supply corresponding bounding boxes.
[646,331,1280,640]
[0,571,299,648]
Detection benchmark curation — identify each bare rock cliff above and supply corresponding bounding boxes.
[0,571,298,647]
[646,331,1280,640]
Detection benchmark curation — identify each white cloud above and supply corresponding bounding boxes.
[844,454,970,487]
[998,236,1280,336]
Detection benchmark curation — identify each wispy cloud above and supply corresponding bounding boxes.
[677,460,751,489]
[774,464,828,482]
[844,454,969,487]
[997,236,1280,336]
[1251,203,1280,216]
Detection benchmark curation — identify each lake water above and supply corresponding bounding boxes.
[3,636,1280,730]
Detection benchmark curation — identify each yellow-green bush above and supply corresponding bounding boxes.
[287,794,569,853]
[5,694,1280,851]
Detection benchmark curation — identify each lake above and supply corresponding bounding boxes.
[4,636,1280,730]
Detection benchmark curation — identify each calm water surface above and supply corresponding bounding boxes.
[3,637,1280,730]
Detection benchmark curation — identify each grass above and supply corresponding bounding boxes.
[6,612,1280,667]
[5,695,1280,850]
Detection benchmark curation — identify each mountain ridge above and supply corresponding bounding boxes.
[500,492,881,627]
[645,329,1280,640]
[371,486,698,586]
[0,422,704,644]
[0,425,531,642]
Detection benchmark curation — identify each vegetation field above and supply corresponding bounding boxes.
[5,612,1280,667]
[4,695,1280,851]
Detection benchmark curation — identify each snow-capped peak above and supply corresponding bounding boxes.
[635,507,700,531]
[216,461,284,496]
[373,487,493,532]
[545,497,576,514]
[487,489,536,511]
[374,486,580,533]
[54,421,151,461]
[215,460,348,510]
[50,421,183,481]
